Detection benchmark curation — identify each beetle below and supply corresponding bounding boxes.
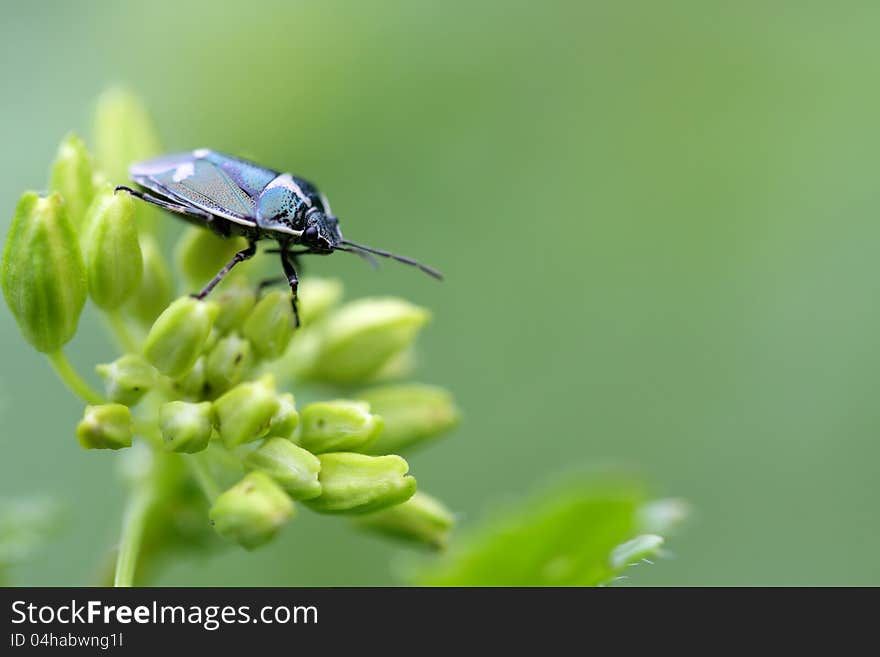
[116,149,441,326]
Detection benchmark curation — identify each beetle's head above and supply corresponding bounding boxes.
[300,208,342,253]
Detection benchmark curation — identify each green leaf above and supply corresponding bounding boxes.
[416,484,682,586]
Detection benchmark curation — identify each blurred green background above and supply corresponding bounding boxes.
[2,0,880,585]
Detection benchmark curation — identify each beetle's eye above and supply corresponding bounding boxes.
[302,225,318,242]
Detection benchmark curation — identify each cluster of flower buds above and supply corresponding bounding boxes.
[1,91,460,558]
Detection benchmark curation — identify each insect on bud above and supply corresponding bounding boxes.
[213,283,256,335]
[298,400,383,454]
[76,404,132,450]
[80,185,143,310]
[306,453,416,515]
[244,437,321,500]
[126,236,173,326]
[143,296,219,378]
[204,333,253,396]
[297,277,342,327]
[159,401,213,453]
[2,192,87,353]
[242,290,295,361]
[176,226,250,289]
[269,393,299,439]
[304,298,430,385]
[356,491,455,549]
[208,471,295,549]
[212,375,280,448]
[48,133,95,230]
[95,354,157,406]
[357,384,459,455]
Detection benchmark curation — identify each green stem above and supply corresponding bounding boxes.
[47,350,105,404]
[114,484,154,587]
[132,420,162,449]
[106,310,140,354]
[185,454,221,502]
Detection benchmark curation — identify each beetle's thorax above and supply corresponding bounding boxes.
[255,173,313,236]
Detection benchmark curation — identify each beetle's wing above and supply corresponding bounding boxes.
[131,150,275,227]
[200,151,279,198]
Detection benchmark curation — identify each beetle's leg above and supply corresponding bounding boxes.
[256,251,306,297]
[194,241,258,300]
[115,185,213,221]
[280,251,301,328]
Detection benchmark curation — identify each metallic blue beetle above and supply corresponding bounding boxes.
[117,149,440,325]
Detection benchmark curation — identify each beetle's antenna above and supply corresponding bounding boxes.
[334,246,380,270]
[340,240,443,280]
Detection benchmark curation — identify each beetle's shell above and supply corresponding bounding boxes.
[130,150,342,243]
[130,150,280,228]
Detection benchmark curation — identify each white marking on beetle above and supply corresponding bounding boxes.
[172,162,195,182]
[267,224,303,237]
[193,148,210,158]
[266,173,312,206]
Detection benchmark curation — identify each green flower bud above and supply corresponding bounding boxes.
[203,326,220,354]
[94,88,162,183]
[212,375,280,448]
[95,354,157,406]
[306,298,429,384]
[358,384,459,454]
[242,290,294,360]
[369,346,416,382]
[76,404,132,450]
[175,226,249,288]
[244,437,321,500]
[143,297,219,378]
[213,283,256,334]
[48,133,94,229]
[299,400,383,454]
[270,393,299,439]
[91,170,109,190]
[93,88,163,235]
[80,185,142,310]
[170,356,207,401]
[297,277,342,326]
[307,453,416,514]
[204,333,253,395]
[356,491,454,549]
[2,192,86,353]
[126,236,173,325]
[209,471,294,549]
[159,401,213,453]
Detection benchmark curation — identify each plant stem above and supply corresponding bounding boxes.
[106,310,140,354]
[114,484,154,587]
[185,454,221,503]
[132,420,162,449]
[47,350,105,404]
